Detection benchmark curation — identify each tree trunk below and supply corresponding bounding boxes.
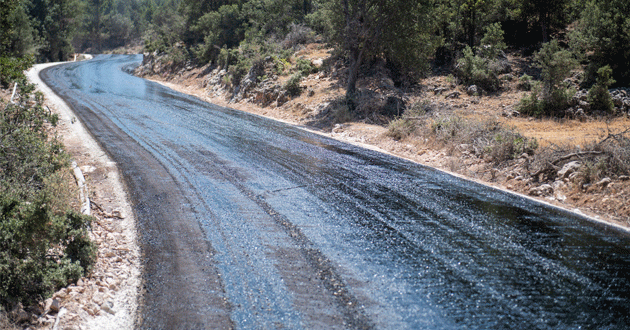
[346,47,363,111]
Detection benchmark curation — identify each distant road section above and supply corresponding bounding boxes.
[40,54,630,329]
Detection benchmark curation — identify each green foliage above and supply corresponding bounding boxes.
[456,23,507,92]
[456,46,499,92]
[295,58,316,76]
[588,65,616,113]
[519,40,578,117]
[570,0,630,85]
[479,22,507,59]
[143,1,186,54]
[0,56,33,88]
[329,0,437,103]
[517,74,533,91]
[517,81,544,116]
[284,73,302,96]
[193,4,245,64]
[0,72,95,308]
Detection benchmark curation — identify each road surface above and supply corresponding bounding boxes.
[40,54,630,329]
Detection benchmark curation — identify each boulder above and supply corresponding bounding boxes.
[557,161,582,180]
[596,177,611,188]
[466,85,479,96]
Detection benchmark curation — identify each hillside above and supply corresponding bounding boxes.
[136,45,630,228]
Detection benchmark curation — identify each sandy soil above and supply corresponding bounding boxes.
[26,62,140,330]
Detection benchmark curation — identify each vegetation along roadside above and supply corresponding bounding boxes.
[1,0,629,325]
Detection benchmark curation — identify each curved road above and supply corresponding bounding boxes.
[41,55,630,329]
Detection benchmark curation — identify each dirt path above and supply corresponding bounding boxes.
[27,62,140,330]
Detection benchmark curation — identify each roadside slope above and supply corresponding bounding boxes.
[27,63,140,330]
[138,52,629,229]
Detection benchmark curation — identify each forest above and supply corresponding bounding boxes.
[1,0,630,110]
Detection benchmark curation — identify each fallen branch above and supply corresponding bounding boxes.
[530,150,604,178]
[551,151,604,165]
[90,198,105,213]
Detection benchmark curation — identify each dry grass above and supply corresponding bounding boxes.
[0,311,19,330]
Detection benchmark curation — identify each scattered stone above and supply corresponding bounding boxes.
[312,59,324,67]
[433,87,447,95]
[620,175,630,181]
[48,299,61,314]
[445,91,460,99]
[558,161,582,180]
[529,184,554,197]
[11,303,30,323]
[502,107,519,117]
[101,303,116,315]
[466,85,479,96]
[596,177,611,188]
[332,124,345,133]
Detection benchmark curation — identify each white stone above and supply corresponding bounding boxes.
[558,161,581,180]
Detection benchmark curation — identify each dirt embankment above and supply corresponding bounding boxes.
[136,45,630,229]
[19,63,141,330]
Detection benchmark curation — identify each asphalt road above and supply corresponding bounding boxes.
[40,54,630,329]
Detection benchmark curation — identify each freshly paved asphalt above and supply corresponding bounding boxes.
[40,54,630,329]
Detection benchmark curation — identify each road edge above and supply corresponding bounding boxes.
[26,62,141,329]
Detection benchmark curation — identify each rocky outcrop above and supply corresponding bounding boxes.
[566,87,630,118]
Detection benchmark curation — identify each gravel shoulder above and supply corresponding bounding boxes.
[26,62,140,330]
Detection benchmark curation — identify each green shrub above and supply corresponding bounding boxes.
[517,82,544,116]
[479,23,507,59]
[518,74,533,91]
[284,73,302,96]
[0,81,95,308]
[588,65,616,113]
[518,40,578,117]
[456,24,507,92]
[0,56,33,88]
[295,58,317,76]
[457,46,500,92]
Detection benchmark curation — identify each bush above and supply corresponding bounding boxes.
[284,73,302,96]
[588,65,616,113]
[456,46,501,92]
[0,56,33,88]
[518,74,533,91]
[295,58,317,76]
[282,23,316,49]
[387,118,416,140]
[518,40,578,117]
[517,82,544,116]
[456,23,507,92]
[479,23,507,59]
[0,81,95,308]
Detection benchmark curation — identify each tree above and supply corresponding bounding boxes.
[29,0,81,61]
[518,39,578,117]
[588,65,615,113]
[570,0,630,85]
[518,0,569,43]
[329,0,436,109]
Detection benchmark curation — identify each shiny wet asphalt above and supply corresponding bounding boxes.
[41,55,630,329]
